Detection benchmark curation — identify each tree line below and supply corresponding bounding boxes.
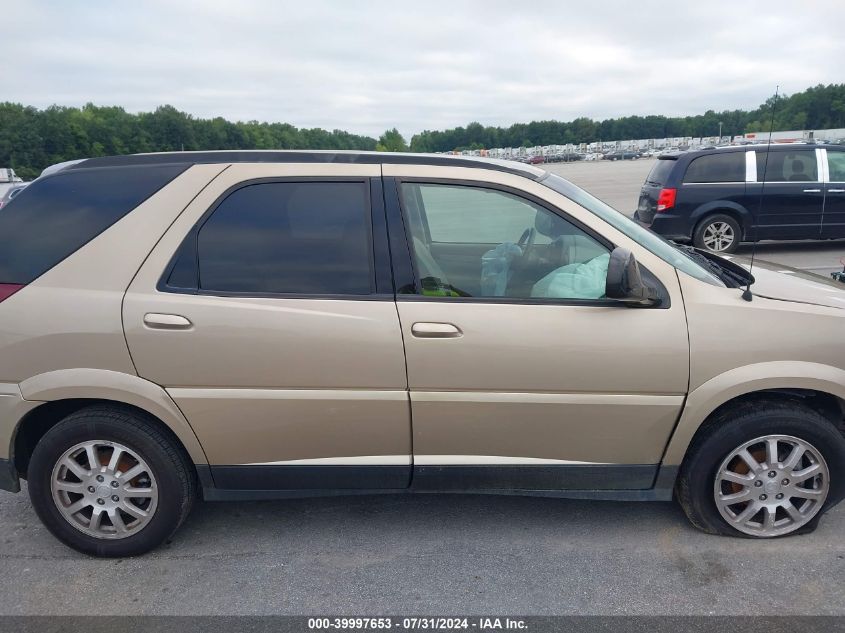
[409,83,845,152]
[0,104,384,180]
[2,83,843,179]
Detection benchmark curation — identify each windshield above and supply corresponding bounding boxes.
[540,172,724,287]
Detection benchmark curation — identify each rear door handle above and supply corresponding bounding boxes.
[143,313,193,330]
[803,188,822,193]
[829,188,845,193]
[411,322,462,338]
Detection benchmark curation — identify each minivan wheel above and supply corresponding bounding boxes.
[676,399,845,538]
[693,214,741,253]
[27,405,195,557]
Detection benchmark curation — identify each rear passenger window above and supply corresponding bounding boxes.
[683,153,745,183]
[196,182,372,295]
[756,150,818,182]
[829,151,845,182]
[0,165,187,284]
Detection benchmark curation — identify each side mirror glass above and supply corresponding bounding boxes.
[605,247,660,306]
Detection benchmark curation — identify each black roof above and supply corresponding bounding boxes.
[65,150,546,180]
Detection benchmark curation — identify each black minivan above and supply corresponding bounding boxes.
[635,144,845,253]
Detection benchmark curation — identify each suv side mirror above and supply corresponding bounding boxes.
[605,247,660,306]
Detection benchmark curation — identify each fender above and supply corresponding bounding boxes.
[689,200,753,238]
[18,368,209,464]
[662,361,845,465]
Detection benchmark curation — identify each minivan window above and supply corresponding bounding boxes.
[756,149,818,182]
[0,164,186,284]
[196,181,372,295]
[683,152,745,183]
[827,151,845,182]
[645,158,675,185]
[540,173,724,286]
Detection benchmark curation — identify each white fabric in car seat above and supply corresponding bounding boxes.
[531,253,610,300]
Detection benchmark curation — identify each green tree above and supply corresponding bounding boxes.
[376,128,409,152]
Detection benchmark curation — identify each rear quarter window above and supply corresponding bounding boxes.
[0,164,187,284]
[683,152,745,183]
[645,158,676,185]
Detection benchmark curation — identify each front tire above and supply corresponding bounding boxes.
[27,405,196,557]
[693,213,741,253]
[676,399,845,538]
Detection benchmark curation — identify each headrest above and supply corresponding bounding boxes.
[535,211,565,238]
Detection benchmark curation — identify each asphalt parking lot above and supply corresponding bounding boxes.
[1,159,844,616]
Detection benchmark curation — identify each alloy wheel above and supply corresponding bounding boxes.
[50,440,159,539]
[713,434,829,537]
[702,221,735,252]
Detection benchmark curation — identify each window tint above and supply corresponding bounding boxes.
[0,164,186,284]
[828,151,845,182]
[645,158,676,185]
[683,152,745,183]
[197,181,372,295]
[401,183,610,300]
[756,150,818,182]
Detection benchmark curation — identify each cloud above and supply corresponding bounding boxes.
[4,0,844,138]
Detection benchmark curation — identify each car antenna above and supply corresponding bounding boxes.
[742,85,779,302]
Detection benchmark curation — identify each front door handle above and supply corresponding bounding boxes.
[411,322,463,338]
[829,188,845,193]
[143,313,193,330]
[803,188,822,193]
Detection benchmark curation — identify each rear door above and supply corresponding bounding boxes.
[123,163,411,491]
[821,149,845,239]
[750,148,824,240]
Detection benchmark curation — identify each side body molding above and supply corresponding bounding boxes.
[18,368,209,464]
[662,361,845,465]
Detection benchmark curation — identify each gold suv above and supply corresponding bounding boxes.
[1,151,843,556]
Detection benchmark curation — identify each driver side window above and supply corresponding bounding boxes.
[400,182,610,300]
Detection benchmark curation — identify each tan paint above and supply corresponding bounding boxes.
[410,392,684,464]
[386,164,690,466]
[662,272,845,464]
[0,383,40,460]
[0,164,226,384]
[2,154,845,484]
[167,388,409,465]
[124,162,411,465]
[18,369,210,464]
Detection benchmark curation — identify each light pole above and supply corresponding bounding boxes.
[718,121,723,142]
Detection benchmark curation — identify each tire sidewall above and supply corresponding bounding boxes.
[28,417,187,557]
[693,214,741,254]
[683,409,845,538]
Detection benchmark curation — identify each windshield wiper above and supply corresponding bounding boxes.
[673,244,748,288]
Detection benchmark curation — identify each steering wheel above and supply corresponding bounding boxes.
[517,227,537,261]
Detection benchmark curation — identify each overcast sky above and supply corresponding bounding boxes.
[5,0,844,139]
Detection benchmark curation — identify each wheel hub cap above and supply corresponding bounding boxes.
[50,440,159,540]
[713,434,829,537]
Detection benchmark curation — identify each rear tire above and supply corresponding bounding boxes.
[676,399,845,538]
[27,404,195,557]
[693,214,741,253]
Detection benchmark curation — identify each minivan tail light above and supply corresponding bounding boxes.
[0,284,24,303]
[656,188,676,212]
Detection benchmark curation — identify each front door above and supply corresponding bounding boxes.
[751,148,824,240]
[124,164,411,491]
[383,166,690,491]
